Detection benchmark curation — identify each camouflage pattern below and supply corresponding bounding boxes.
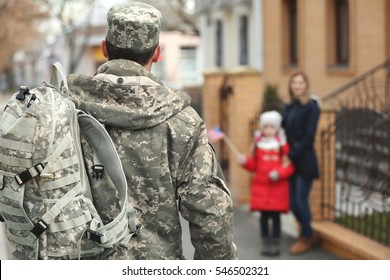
[106,2,161,50]
[0,80,129,259]
[68,59,238,260]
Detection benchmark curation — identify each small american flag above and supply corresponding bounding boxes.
[207,127,225,143]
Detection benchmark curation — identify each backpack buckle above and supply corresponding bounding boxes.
[86,229,103,244]
[92,165,104,179]
[15,163,45,185]
[133,224,142,237]
[31,219,48,237]
[16,86,30,101]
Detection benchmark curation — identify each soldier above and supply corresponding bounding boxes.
[68,2,237,259]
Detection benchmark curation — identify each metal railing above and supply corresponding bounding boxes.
[320,59,390,246]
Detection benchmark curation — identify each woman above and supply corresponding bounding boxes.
[281,72,320,255]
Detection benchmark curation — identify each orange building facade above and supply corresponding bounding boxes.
[263,0,390,100]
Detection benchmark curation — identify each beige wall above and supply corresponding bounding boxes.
[263,0,389,100]
[203,67,262,205]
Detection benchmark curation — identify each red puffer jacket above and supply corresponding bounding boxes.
[242,138,294,212]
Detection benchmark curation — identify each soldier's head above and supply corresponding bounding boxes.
[101,2,162,68]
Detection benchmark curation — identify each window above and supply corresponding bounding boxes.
[179,47,197,85]
[282,0,298,66]
[335,0,349,65]
[327,0,351,68]
[386,0,390,59]
[239,15,248,65]
[215,20,223,67]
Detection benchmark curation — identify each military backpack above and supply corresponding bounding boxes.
[0,62,139,259]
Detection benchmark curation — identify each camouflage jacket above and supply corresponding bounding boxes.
[68,59,237,260]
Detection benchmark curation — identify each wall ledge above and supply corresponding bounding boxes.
[313,221,390,260]
[203,66,262,77]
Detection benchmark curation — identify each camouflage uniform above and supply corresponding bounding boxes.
[67,2,237,260]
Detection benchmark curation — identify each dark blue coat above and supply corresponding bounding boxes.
[281,99,320,179]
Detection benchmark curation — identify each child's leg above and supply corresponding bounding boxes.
[260,211,270,238]
[269,211,281,256]
[271,211,281,238]
[260,211,271,255]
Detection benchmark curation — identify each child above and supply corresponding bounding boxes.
[238,110,294,256]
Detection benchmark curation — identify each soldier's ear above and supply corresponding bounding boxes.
[151,45,162,63]
[101,40,108,59]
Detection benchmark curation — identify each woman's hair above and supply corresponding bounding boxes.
[105,39,158,66]
[288,71,310,100]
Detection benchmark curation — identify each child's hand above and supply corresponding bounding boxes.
[282,155,291,167]
[237,153,247,165]
[269,170,280,181]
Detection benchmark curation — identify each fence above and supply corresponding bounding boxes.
[319,59,390,247]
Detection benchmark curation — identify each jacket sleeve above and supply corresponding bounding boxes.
[273,164,295,180]
[176,123,237,260]
[274,143,295,179]
[242,153,257,172]
[288,102,320,160]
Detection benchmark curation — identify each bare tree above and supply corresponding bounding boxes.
[50,0,197,73]
[0,0,48,90]
[47,0,98,73]
[141,0,198,34]
[164,0,197,34]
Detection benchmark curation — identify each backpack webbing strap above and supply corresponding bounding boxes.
[47,211,92,233]
[0,111,36,138]
[13,131,73,185]
[40,172,81,191]
[87,208,129,246]
[0,138,34,153]
[47,154,79,173]
[40,132,73,174]
[25,182,84,244]
[3,219,33,231]
[0,169,17,178]
[0,154,32,169]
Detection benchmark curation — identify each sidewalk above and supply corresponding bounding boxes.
[1,206,341,260]
[181,206,342,260]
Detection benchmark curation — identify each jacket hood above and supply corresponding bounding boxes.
[68,59,191,130]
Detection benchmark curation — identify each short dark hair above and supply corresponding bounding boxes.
[105,39,158,66]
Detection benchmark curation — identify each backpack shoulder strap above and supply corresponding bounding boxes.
[77,111,138,247]
[50,62,69,97]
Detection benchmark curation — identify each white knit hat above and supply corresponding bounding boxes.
[259,110,282,130]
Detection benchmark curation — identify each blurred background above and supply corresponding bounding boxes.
[0,0,389,260]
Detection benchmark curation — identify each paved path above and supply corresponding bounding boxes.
[1,206,341,260]
[181,206,342,260]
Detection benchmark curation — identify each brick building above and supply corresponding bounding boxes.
[263,0,390,100]
[201,0,390,259]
